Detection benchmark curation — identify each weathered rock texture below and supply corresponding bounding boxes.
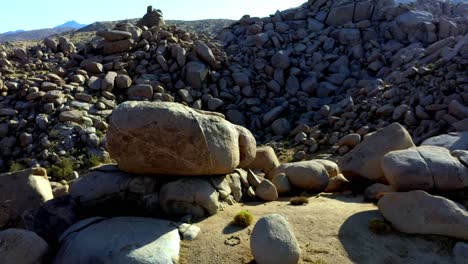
[107,101,256,175]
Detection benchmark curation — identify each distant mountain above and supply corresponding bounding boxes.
[55,20,86,30]
[2,30,26,35]
[0,21,87,43]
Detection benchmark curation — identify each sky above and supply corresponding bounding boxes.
[0,0,305,33]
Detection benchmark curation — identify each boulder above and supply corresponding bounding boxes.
[159,178,220,218]
[325,3,355,27]
[23,195,78,244]
[364,183,395,201]
[314,159,340,177]
[101,39,134,54]
[382,146,468,191]
[378,191,468,240]
[245,146,280,179]
[255,179,279,201]
[339,123,415,183]
[251,214,301,264]
[0,168,53,226]
[421,132,468,151]
[274,161,329,192]
[96,30,132,41]
[454,242,468,264]
[184,61,208,89]
[54,217,180,264]
[69,165,158,211]
[324,174,349,193]
[0,228,49,264]
[271,173,292,194]
[107,101,256,175]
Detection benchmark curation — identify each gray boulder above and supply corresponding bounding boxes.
[378,191,468,240]
[54,217,180,264]
[251,214,301,264]
[421,132,468,151]
[382,146,468,191]
[0,228,49,264]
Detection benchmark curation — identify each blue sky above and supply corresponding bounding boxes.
[0,0,305,33]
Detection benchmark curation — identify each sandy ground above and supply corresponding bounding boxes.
[179,194,457,264]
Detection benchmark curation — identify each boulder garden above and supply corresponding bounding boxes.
[107,101,256,175]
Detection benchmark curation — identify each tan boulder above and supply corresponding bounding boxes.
[339,123,415,183]
[324,174,349,193]
[378,191,468,240]
[107,101,256,175]
[382,146,468,191]
[245,146,280,179]
[0,168,53,226]
[274,161,329,192]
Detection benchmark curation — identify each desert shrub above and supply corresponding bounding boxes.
[87,154,111,167]
[290,196,309,206]
[233,210,253,227]
[47,157,75,181]
[8,162,24,172]
[369,218,392,235]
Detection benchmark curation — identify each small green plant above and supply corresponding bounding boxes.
[233,210,253,227]
[47,157,75,181]
[290,196,309,206]
[87,154,111,167]
[8,162,24,172]
[369,218,392,235]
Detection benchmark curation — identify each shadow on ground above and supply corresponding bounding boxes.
[338,210,456,264]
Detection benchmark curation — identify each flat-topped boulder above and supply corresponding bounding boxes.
[96,30,132,41]
[107,101,256,175]
[54,217,180,264]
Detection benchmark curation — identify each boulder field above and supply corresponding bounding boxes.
[0,0,468,263]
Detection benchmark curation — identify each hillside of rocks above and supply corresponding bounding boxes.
[1,0,468,263]
[0,0,467,177]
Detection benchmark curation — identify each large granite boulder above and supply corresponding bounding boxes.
[382,146,468,191]
[54,217,180,264]
[0,228,49,264]
[0,168,53,227]
[339,123,415,183]
[107,101,256,175]
[378,191,468,240]
[250,214,301,264]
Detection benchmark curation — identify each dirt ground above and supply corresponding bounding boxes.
[179,194,458,264]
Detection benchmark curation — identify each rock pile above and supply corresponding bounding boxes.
[0,0,468,262]
[1,0,467,177]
